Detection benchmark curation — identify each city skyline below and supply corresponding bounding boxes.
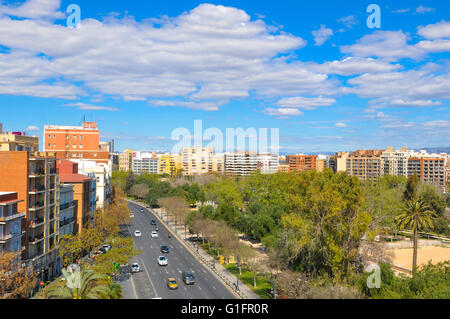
[0,0,449,153]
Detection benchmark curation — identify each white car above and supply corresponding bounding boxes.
[134,230,142,237]
[130,263,141,273]
[130,214,134,218]
[151,231,158,238]
[158,256,168,266]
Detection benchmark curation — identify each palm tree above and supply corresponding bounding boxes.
[395,198,436,275]
[46,268,110,299]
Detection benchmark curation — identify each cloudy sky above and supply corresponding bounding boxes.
[0,0,449,153]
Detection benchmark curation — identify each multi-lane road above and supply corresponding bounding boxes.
[121,201,236,299]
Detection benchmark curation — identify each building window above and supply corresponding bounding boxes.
[48,134,51,139]
[73,144,76,148]
[53,135,56,138]
[53,144,56,148]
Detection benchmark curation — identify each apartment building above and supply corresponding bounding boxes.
[132,151,159,174]
[224,151,259,176]
[346,149,384,181]
[0,192,25,255]
[212,153,225,174]
[257,153,279,174]
[72,159,112,209]
[316,155,329,172]
[158,154,178,175]
[381,147,411,177]
[329,152,349,173]
[57,159,94,234]
[278,164,289,173]
[0,130,39,153]
[181,147,214,176]
[119,149,134,171]
[286,154,317,172]
[44,122,109,164]
[407,151,447,192]
[0,151,60,281]
[59,185,75,237]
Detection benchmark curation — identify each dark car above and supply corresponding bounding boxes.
[161,245,169,253]
[151,220,157,226]
[182,271,195,285]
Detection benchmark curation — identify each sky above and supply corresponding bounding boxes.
[0,0,449,153]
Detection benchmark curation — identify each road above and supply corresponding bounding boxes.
[121,201,236,299]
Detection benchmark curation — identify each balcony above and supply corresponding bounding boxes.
[0,212,26,224]
[29,167,45,177]
[29,218,45,228]
[29,201,45,211]
[59,217,74,227]
[48,168,57,175]
[28,233,44,244]
[29,184,46,194]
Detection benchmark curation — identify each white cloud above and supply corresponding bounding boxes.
[337,15,358,29]
[263,107,303,117]
[25,125,40,131]
[307,57,401,76]
[149,100,228,111]
[64,103,119,111]
[311,25,333,46]
[0,0,65,20]
[392,8,410,14]
[276,96,336,110]
[417,20,450,39]
[416,39,450,52]
[415,6,435,15]
[390,99,442,107]
[423,120,449,128]
[341,31,425,61]
[335,122,347,128]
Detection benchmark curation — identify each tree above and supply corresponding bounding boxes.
[46,268,110,299]
[0,253,37,299]
[403,173,419,202]
[395,198,436,274]
[130,183,149,199]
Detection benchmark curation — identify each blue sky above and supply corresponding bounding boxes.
[0,0,449,153]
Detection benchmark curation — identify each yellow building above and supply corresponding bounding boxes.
[181,146,214,176]
[0,131,39,153]
[158,155,177,175]
[118,149,134,171]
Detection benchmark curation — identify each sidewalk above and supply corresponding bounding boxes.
[129,199,260,299]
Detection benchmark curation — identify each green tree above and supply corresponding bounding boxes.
[46,268,110,299]
[395,198,436,274]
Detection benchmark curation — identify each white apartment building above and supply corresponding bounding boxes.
[132,151,159,174]
[224,151,259,176]
[71,159,112,209]
[381,146,411,177]
[59,184,75,237]
[257,153,279,174]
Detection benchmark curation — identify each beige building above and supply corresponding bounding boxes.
[181,147,214,176]
[381,146,410,177]
[407,151,447,193]
[346,149,384,181]
[0,131,39,153]
[330,152,349,173]
[119,149,134,172]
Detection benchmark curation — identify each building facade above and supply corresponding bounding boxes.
[407,151,447,192]
[346,149,384,181]
[286,155,317,172]
[118,149,134,171]
[44,122,109,164]
[181,147,214,176]
[0,192,25,255]
[224,152,258,176]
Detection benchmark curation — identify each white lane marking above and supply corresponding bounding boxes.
[140,258,159,298]
[130,272,139,299]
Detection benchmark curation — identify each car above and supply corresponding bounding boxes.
[103,244,111,252]
[151,231,158,238]
[130,263,141,273]
[92,250,103,258]
[134,230,142,237]
[140,208,144,212]
[158,256,168,266]
[160,245,169,253]
[99,247,107,254]
[151,220,156,226]
[167,278,178,290]
[182,271,195,285]
[130,214,135,218]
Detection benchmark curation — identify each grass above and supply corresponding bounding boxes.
[198,243,273,299]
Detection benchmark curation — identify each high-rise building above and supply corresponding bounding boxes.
[132,151,159,174]
[181,147,214,176]
[407,151,447,192]
[381,146,410,177]
[286,155,317,172]
[0,151,60,281]
[71,159,112,209]
[119,149,134,171]
[43,122,109,164]
[224,151,258,176]
[346,149,384,180]
[329,152,349,173]
[57,159,95,234]
[0,192,25,255]
[316,155,329,172]
[257,153,279,174]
